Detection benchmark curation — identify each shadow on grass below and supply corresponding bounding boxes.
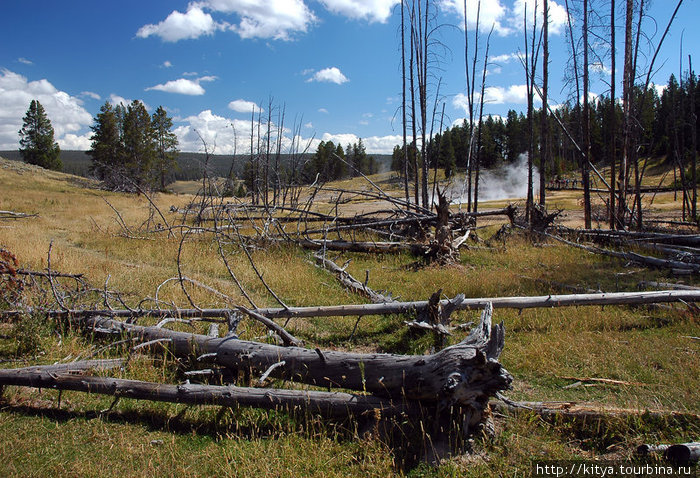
[0,396,470,472]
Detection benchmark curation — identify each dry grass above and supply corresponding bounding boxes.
[0,156,698,477]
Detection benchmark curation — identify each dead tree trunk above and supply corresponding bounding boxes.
[75,305,512,415]
[0,365,416,420]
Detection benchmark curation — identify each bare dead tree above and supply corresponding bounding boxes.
[401,0,411,209]
[539,0,550,207]
[582,0,592,228]
[609,0,617,229]
[474,25,494,214]
[464,0,482,212]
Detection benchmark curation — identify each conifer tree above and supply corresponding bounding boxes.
[122,100,155,189]
[151,106,179,190]
[88,101,122,184]
[18,100,61,170]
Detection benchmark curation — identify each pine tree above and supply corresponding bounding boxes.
[151,106,179,190]
[88,101,122,184]
[18,100,61,170]
[122,100,155,189]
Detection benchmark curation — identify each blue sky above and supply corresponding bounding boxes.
[1,0,696,154]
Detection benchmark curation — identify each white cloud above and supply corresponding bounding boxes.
[59,133,92,150]
[175,109,252,153]
[306,67,349,84]
[318,108,329,114]
[590,62,611,75]
[483,84,530,104]
[319,132,402,154]
[173,109,400,155]
[182,71,199,76]
[205,0,317,40]
[228,99,262,113]
[81,91,101,100]
[440,0,567,37]
[510,0,568,36]
[453,85,533,113]
[139,0,316,42]
[145,76,217,96]
[439,0,509,35]
[491,52,520,64]
[163,60,173,68]
[0,69,93,150]
[652,83,666,97]
[319,0,398,23]
[17,57,33,65]
[136,5,227,42]
[304,122,313,128]
[109,94,152,111]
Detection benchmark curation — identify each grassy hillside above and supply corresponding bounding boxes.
[0,156,698,477]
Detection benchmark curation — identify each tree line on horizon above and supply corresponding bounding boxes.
[391,72,700,188]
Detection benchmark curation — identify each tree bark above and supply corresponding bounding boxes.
[0,365,416,419]
[69,304,511,413]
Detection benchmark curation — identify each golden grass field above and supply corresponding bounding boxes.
[0,156,698,477]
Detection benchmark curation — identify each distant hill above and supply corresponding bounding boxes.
[0,150,392,183]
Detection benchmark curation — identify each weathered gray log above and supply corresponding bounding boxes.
[75,304,511,417]
[0,366,415,419]
[537,228,700,273]
[494,399,700,423]
[638,281,700,291]
[3,290,700,322]
[314,254,395,303]
[557,227,700,247]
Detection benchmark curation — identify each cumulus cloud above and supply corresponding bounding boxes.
[145,76,217,96]
[206,0,317,40]
[318,108,329,114]
[0,69,93,150]
[17,57,33,65]
[109,94,151,111]
[138,1,315,42]
[81,91,101,100]
[59,133,92,150]
[319,0,398,23]
[163,60,173,68]
[440,0,509,35]
[319,132,402,154]
[491,52,521,64]
[510,0,568,36]
[228,99,262,113]
[137,5,227,42]
[172,109,400,155]
[453,85,533,113]
[306,67,349,84]
[483,84,530,104]
[440,0,567,36]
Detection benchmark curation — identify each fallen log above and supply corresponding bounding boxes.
[638,281,700,291]
[492,399,700,423]
[536,228,700,273]
[72,304,511,422]
[0,210,38,219]
[3,290,700,322]
[0,365,415,420]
